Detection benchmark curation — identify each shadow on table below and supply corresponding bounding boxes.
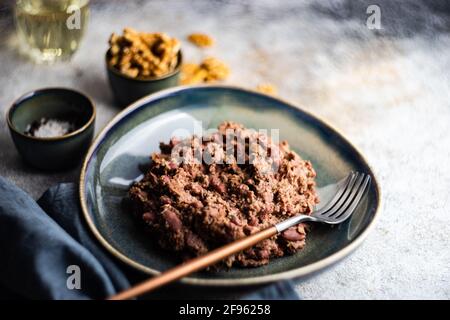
[76,69,117,109]
[0,133,78,198]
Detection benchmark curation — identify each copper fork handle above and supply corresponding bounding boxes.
[108,226,278,300]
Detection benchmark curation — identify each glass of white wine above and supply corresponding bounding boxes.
[15,0,90,63]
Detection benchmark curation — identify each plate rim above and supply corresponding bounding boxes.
[79,84,382,286]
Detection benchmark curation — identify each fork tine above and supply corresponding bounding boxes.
[319,172,360,217]
[314,172,356,216]
[327,173,365,218]
[333,175,371,222]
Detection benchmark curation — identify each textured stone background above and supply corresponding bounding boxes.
[0,0,449,299]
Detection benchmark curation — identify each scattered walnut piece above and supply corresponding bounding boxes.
[181,57,230,85]
[187,33,214,48]
[202,57,230,81]
[181,63,208,84]
[107,28,181,78]
[256,83,277,95]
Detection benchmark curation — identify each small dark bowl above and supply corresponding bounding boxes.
[106,50,182,107]
[7,88,96,171]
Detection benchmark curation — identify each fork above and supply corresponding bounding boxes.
[108,171,371,300]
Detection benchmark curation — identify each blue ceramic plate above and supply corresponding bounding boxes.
[80,85,381,286]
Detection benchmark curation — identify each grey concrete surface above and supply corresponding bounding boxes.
[0,0,449,299]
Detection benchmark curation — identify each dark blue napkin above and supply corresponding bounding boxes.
[0,176,299,300]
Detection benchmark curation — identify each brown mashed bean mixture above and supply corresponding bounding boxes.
[128,121,318,267]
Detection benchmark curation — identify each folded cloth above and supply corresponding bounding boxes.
[0,176,299,300]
